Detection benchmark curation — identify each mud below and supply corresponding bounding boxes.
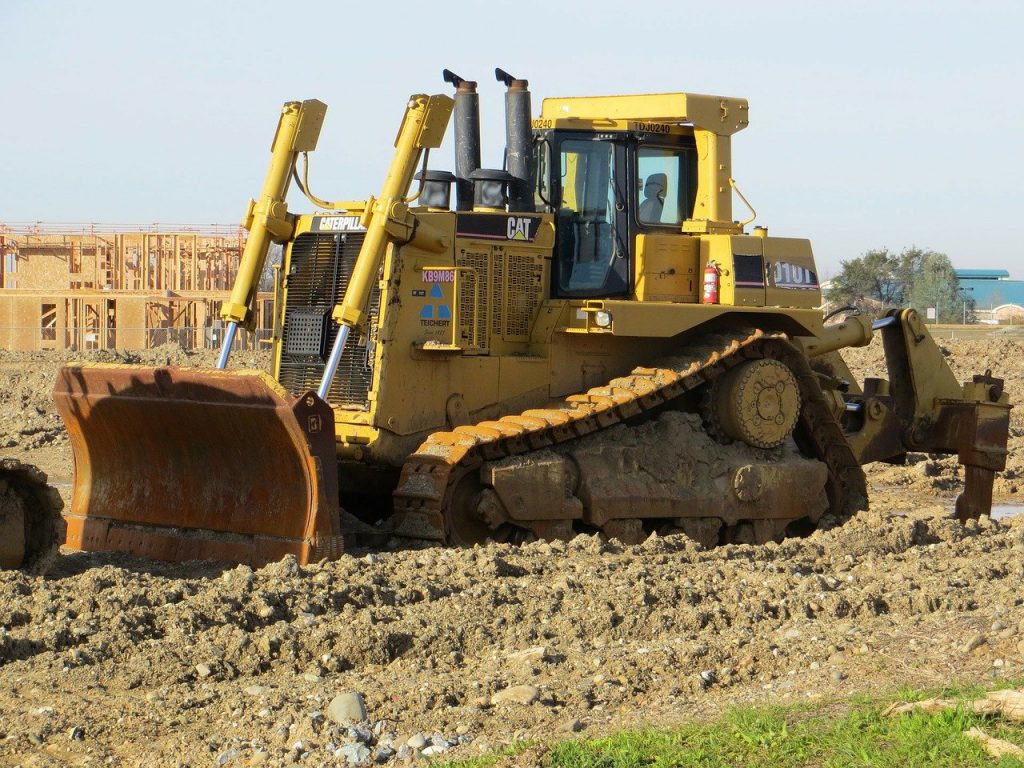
[0,333,1020,765]
[497,412,830,542]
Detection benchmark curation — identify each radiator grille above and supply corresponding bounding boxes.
[278,232,379,409]
[453,246,544,344]
[457,249,489,351]
[504,251,544,338]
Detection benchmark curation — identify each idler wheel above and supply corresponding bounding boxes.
[444,471,513,547]
[714,358,800,449]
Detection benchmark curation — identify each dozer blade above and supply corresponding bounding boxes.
[53,364,344,567]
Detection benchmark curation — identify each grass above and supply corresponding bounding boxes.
[439,680,1024,767]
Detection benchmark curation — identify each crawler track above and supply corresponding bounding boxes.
[392,330,867,546]
[0,458,64,571]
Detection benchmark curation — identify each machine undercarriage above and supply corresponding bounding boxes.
[390,329,864,549]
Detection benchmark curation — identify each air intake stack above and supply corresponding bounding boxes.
[496,68,534,212]
[443,69,481,211]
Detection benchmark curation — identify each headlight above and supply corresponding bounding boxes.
[594,310,612,328]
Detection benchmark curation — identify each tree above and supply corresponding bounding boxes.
[824,249,902,313]
[258,243,283,293]
[904,250,975,323]
[826,246,974,322]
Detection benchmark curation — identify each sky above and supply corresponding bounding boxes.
[2,0,1022,279]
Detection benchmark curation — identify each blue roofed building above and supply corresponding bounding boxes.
[955,269,1024,323]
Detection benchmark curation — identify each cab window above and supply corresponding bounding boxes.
[554,139,624,295]
[636,146,694,226]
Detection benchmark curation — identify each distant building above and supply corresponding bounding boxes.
[0,223,272,351]
[955,269,1024,324]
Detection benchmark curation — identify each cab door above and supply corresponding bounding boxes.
[551,135,629,298]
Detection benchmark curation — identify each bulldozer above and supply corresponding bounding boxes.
[49,69,1011,566]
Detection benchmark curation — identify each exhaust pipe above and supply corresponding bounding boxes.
[496,68,533,212]
[442,69,481,212]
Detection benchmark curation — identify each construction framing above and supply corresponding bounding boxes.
[0,223,272,352]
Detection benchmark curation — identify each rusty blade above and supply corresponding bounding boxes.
[53,364,343,566]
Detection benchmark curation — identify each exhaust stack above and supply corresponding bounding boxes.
[496,68,534,212]
[443,69,481,211]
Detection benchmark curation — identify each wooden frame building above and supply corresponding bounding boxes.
[0,223,272,351]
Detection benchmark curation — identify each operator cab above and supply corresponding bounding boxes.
[534,128,698,299]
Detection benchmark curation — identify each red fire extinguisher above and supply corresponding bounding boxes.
[702,261,720,304]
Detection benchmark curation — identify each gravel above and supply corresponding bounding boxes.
[0,336,1022,763]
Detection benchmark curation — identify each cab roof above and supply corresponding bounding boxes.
[539,92,749,136]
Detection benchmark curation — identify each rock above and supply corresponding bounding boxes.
[328,691,367,726]
[396,744,411,761]
[336,742,371,765]
[405,733,428,750]
[422,744,448,756]
[492,684,541,705]
[992,620,1008,632]
[558,718,585,734]
[504,646,548,665]
[68,725,85,741]
[195,663,213,679]
[373,745,395,764]
[699,670,716,688]
[347,726,373,744]
[832,670,847,682]
[964,633,987,653]
[244,685,268,696]
[216,748,242,765]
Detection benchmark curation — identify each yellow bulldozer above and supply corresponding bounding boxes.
[47,69,1010,566]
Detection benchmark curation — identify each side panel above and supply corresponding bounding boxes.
[763,237,822,308]
[700,235,766,308]
[634,233,699,302]
[364,212,559,461]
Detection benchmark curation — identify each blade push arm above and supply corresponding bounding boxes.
[217,99,327,368]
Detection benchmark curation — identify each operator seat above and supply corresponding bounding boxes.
[638,173,667,223]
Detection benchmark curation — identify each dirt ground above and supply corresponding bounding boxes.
[0,331,1022,767]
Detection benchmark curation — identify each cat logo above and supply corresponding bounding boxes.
[507,216,534,241]
[313,215,365,232]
